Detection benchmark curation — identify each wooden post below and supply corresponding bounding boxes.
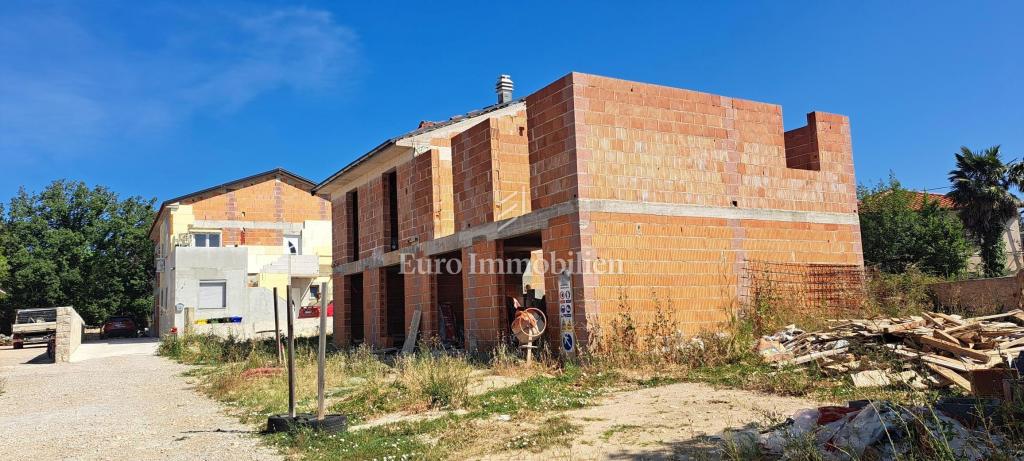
[273,287,283,365]
[286,285,296,418]
[317,282,328,420]
[184,307,195,336]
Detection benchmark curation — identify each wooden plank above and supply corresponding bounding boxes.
[926,363,972,392]
[401,308,422,354]
[780,347,848,366]
[967,310,1024,322]
[920,354,977,372]
[883,320,926,334]
[933,329,961,345]
[933,312,966,326]
[943,322,979,334]
[997,336,1024,349]
[917,336,991,362]
[921,312,944,328]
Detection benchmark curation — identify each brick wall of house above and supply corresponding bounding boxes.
[331,192,354,266]
[452,112,531,230]
[332,273,351,345]
[190,178,329,223]
[327,71,863,349]
[462,239,505,349]
[453,120,495,229]
[783,124,819,170]
[362,267,386,347]
[357,177,387,260]
[524,72,862,336]
[525,74,581,211]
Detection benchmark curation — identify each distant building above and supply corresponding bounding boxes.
[149,169,332,338]
[908,191,1023,273]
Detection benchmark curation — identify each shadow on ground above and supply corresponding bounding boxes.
[602,422,762,461]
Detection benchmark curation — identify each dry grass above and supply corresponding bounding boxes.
[396,350,473,410]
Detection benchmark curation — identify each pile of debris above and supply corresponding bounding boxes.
[757,310,1024,393]
[733,400,1003,460]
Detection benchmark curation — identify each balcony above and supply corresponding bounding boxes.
[262,254,321,277]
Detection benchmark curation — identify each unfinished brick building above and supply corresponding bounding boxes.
[314,72,863,352]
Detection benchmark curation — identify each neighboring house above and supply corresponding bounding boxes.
[314,73,863,352]
[909,191,1024,273]
[149,169,333,339]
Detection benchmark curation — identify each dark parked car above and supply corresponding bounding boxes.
[101,316,138,339]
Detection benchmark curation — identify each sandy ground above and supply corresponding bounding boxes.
[485,382,823,460]
[0,340,281,461]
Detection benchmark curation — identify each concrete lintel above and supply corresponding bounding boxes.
[577,199,859,226]
[192,220,305,232]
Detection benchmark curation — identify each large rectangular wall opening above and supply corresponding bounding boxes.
[384,265,405,342]
[347,273,364,343]
[385,171,399,251]
[347,190,360,262]
[433,251,464,347]
[500,232,546,339]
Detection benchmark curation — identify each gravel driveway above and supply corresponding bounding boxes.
[0,340,281,460]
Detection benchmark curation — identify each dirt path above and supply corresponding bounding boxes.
[0,341,280,461]
[490,381,824,460]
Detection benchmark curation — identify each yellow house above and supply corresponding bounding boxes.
[148,169,333,338]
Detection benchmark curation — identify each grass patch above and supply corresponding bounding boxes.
[470,364,615,417]
[504,416,581,452]
[600,424,641,441]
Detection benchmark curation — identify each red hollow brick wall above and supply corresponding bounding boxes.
[452,111,531,231]
[526,72,862,336]
[189,177,329,224]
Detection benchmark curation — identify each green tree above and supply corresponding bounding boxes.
[948,146,1022,277]
[0,180,156,331]
[0,203,9,297]
[859,176,972,276]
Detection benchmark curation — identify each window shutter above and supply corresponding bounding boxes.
[198,281,226,309]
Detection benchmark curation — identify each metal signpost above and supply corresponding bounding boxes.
[286,285,296,418]
[558,270,577,360]
[317,282,328,420]
[273,287,283,365]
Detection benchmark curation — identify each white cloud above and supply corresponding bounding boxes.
[0,5,359,159]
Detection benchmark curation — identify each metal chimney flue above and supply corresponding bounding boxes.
[496,74,513,104]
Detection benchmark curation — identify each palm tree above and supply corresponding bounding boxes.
[947,146,1022,277]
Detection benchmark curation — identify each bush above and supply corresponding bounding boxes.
[865,266,944,317]
[859,176,972,277]
[397,351,473,409]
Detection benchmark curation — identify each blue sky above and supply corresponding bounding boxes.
[1,1,1021,204]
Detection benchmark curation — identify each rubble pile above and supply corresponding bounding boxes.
[758,309,1024,392]
[734,400,1001,460]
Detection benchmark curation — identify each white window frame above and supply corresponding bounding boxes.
[193,232,221,248]
[197,280,227,309]
[284,234,301,255]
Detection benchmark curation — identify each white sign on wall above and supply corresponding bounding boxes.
[558,270,577,359]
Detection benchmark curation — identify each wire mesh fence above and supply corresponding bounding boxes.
[741,259,866,325]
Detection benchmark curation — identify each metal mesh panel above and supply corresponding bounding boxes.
[742,260,865,318]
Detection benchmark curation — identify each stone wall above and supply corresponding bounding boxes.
[930,272,1024,315]
[55,306,84,363]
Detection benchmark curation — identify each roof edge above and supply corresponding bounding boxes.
[312,98,526,195]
